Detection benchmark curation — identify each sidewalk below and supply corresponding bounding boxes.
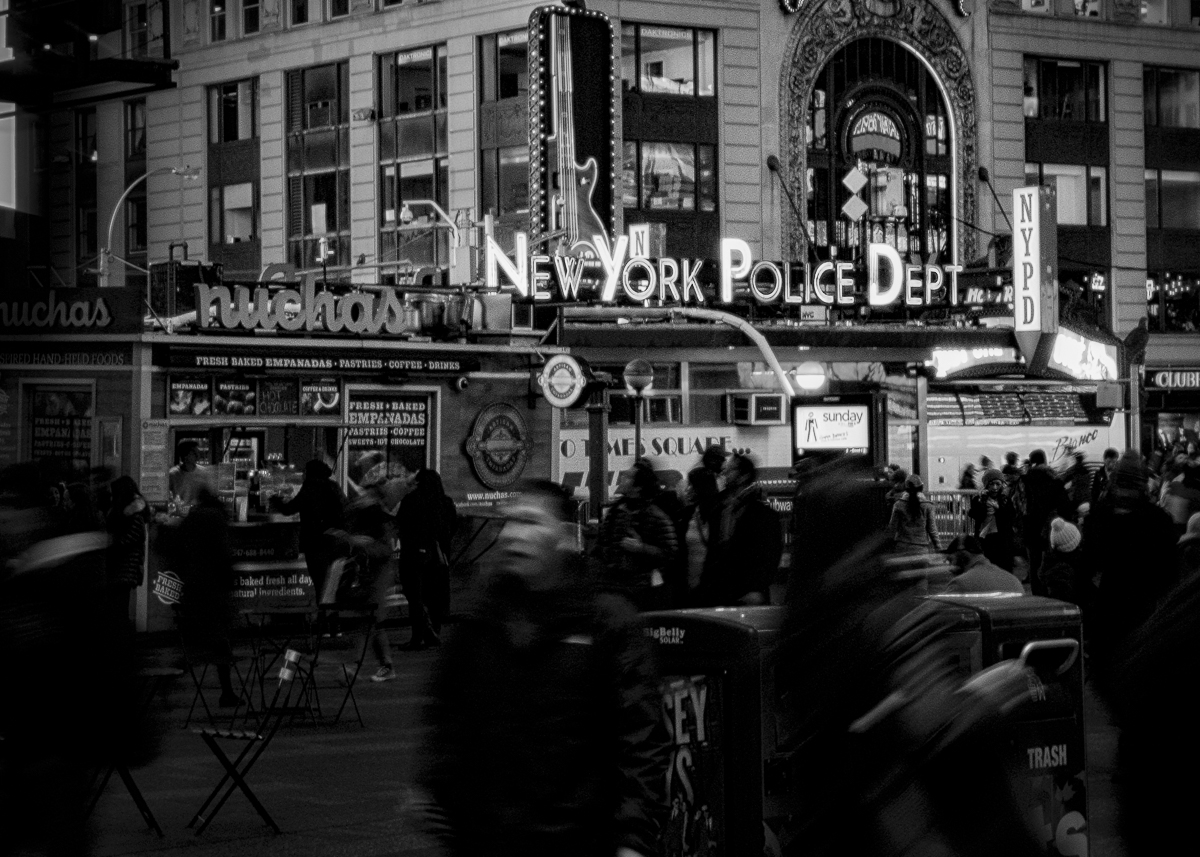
[90,630,442,857]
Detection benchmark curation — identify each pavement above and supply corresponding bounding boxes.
[80,624,1130,857]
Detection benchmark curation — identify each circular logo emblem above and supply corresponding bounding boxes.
[538,355,590,409]
[466,403,534,490]
[152,570,185,606]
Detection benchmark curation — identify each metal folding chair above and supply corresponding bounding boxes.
[308,602,376,727]
[83,666,184,837]
[187,649,307,835]
[174,607,250,729]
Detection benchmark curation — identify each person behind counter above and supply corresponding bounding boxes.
[271,459,345,605]
[169,440,213,509]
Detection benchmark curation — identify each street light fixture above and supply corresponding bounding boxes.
[99,165,201,287]
[398,198,461,280]
[623,358,654,460]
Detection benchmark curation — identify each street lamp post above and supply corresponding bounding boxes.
[623,359,654,461]
[99,165,200,287]
[399,199,462,282]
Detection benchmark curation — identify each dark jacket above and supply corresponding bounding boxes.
[598,497,679,600]
[106,496,149,589]
[1084,497,1178,675]
[700,484,782,605]
[1038,548,1093,610]
[1019,465,1071,522]
[947,554,1024,595]
[418,564,670,857]
[277,461,345,554]
[969,491,1016,540]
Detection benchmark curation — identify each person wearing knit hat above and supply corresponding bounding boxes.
[1019,448,1071,596]
[970,467,1016,571]
[1084,450,1178,685]
[885,473,941,554]
[1039,518,1090,607]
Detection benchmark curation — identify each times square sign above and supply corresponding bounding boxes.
[485,232,967,308]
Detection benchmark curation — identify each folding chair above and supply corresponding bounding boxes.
[188,649,307,835]
[175,608,250,730]
[309,602,376,727]
[84,667,184,837]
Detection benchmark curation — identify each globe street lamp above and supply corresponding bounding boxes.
[623,358,654,461]
[99,165,201,288]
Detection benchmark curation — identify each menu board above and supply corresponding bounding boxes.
[29,389,93,468]
[301,379,341,416]
[345,389,432,490]
[258,379,300,416]
[212,379,257,416]
[169,377,212,416]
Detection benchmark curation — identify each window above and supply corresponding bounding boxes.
[1073,0,1101,15]
[0,101,14,209]
[243,0,260,34]
[480,30,528,103]
[1144,67,1200,128]
[0,0,12,63]
[382,0,405,6]
[623,141,717,213]
[1023,57,1106,122]
[621,24,715,96]
[125,1,148,58]
[1020,0,1051,12]
[561,364,683,428]
[379,47,450,276]
[125,100,146,159]
[291,0,308,24]
[688,364,740,424]
[1142,0,1169,23]
[1146,170,1200,229]
[1025,162,1107,226]
[77,107,97,161]
[481,146,529,218]
[330,0,349,18]
[210,0,226,41]
[210,182,257,243]
[126,196,146,252]
[1148,273,1200,331]
[287,63,350,272]
[208,79,257,143]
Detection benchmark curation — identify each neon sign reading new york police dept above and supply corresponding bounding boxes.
[485,232,965,307]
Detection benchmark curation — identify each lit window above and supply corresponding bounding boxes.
[1,101,14,209]
[1023,57,1106,122]
[0,0,12,63]
[1027,162,1107,226]
[1021,0,1051,12]
[210,182,257,243]
[621,24,715,97]
[1073,0,1101,16]
[1145,68,1200,128]
[1142,0,1169,23]
[210,0,226,42]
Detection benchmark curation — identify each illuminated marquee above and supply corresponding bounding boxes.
[484,232,964,308]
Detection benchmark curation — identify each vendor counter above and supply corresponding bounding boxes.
[145,516,314,633]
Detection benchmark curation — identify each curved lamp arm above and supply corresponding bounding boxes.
[100,165,200,287]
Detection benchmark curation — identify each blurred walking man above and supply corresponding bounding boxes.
[416,480,671,857]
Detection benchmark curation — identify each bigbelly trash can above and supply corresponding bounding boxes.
[641,606,787,857]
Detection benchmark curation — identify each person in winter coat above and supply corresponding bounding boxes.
[1091,447,1120,505]
[274,458,345,602]
[175,485,240,707]
[886,474,942,555]
[697,453,781,606]
[1084,450,1179,693]
[106,475,150,640]
[1037,518,1093,615]
[945,536,1025,595]
[1019,449,1071,596]
[598,459,679,611]
[970,468,1016,571]
[958,463,978,491]
[396,466,454,649]
[415,480,671,857]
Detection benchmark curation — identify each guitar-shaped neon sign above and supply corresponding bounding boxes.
[545,12,609,259]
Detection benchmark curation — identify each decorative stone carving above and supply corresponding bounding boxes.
[779,0,979,262]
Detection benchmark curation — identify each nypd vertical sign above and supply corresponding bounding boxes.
[1012,185,1059,367]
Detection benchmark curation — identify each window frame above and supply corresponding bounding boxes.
[1145,168,1200,230]
[208,79,258,144]
[1025,161,1108,227]
[1023,56,1107,123]
[125,99,147,160]
[210,0,226,42]
[209,181,259,246]
[329,0,349,19]
[242,0,260,35]
[1144,66,1200,129]
[125,0,149,58]
[620,23,716,99]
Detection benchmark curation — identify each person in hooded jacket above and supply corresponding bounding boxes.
[885,474,941,555]
[598,459,678,611]
[1019,449,1071,596]
[106,475,150,642]
[273,458,345,603]
[1084,450,1178,694]
[415,480,670,857]
[970,468,1016,571]
[697,453,781,606]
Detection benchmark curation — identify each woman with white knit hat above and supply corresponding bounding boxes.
[1038,517,1093,612]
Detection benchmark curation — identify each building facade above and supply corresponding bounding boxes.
[6,0,1200,473]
